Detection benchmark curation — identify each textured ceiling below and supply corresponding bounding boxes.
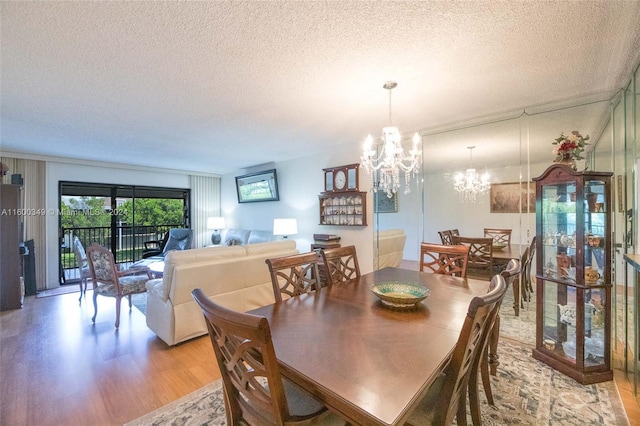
[1,1,639,174]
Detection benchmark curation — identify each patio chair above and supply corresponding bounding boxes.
[72,236,91,302]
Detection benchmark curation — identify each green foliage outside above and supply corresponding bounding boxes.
[61,197,183,228]
[60,196,115,229]
[118,198,183,226]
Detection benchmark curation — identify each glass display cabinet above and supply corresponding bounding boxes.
[532,164,613,384]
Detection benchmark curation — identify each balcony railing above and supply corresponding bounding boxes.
[60,224,181,284]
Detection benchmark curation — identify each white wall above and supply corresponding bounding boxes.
[221,145,377,273]
[45,161,192,288]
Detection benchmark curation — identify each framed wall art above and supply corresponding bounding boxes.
[374,191,398,213]
[490,182,536,213]
[235,169,279,203]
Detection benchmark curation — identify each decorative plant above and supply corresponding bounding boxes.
[552,130,590,161]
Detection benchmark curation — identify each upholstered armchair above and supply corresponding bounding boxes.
[86,244,151,328]
[142,228,193,259]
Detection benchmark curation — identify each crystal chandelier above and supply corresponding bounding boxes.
[454,146,490,202]
[360,81,422,198]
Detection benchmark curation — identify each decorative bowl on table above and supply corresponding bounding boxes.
[492,243,507,251]
[370,281,430,309]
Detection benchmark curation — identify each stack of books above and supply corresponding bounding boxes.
[312,234,341,249]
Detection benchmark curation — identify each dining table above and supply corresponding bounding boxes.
[249,267,489,426]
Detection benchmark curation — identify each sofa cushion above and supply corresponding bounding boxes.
[162,245,247,300]
[245,240,296,256]
[222,228,251,245]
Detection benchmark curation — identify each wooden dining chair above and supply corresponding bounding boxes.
[524,236,536,297]
[419,242,470,278]
[319,245,361,286]
[85,244,151,328]
[468,261,520,425]
[266,252,322,302]
[483,228,512,246]
[452,236,494,281]
[450,229,460,237]
[191,288,344,426]
[438,230,454,245]
[405,274,507,426]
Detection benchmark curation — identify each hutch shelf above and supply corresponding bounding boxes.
[532,164,613,384]
[318,192,367,226]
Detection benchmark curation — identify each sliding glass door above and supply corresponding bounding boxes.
[58,182,190,284]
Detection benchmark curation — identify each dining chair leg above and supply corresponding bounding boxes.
[469,362,482,425]
[512,277,520,316]
[489,315,500,377]
[457,392,469,426]
[481,346,494,405]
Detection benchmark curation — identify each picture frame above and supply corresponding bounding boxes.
[235,169,279,203]
[490,182,536,213]
[374,191,398,213]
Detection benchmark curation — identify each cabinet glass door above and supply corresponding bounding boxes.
[541,182,577,281]
[584,179,607,283]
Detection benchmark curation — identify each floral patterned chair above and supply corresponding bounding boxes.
[86,244,151,328]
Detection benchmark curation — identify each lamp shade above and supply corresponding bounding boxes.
[207,217,226,230]
[273,218,298,237]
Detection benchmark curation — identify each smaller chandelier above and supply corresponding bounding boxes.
[454,146,490,202]
[361,81,421,198]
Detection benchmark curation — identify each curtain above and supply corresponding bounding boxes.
[1,157,46,291]
[190,175,222,248]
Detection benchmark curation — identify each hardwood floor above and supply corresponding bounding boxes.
[0,291,220,425]
[2,285,638,425]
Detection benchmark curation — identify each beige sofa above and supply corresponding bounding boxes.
[145,240,298,346]
[374,229,407,269]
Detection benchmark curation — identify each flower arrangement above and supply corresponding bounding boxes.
[552,130,589,161]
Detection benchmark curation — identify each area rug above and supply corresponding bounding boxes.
[36,285,82,298]
[499,286,536,345]
[123,338,629,426]
[131,293,147,315]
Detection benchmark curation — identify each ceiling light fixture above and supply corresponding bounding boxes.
[361,81,421,198]
[454,146,490,202]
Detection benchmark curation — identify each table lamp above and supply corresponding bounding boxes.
[207,217,226,245]
[273,218,298,239]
